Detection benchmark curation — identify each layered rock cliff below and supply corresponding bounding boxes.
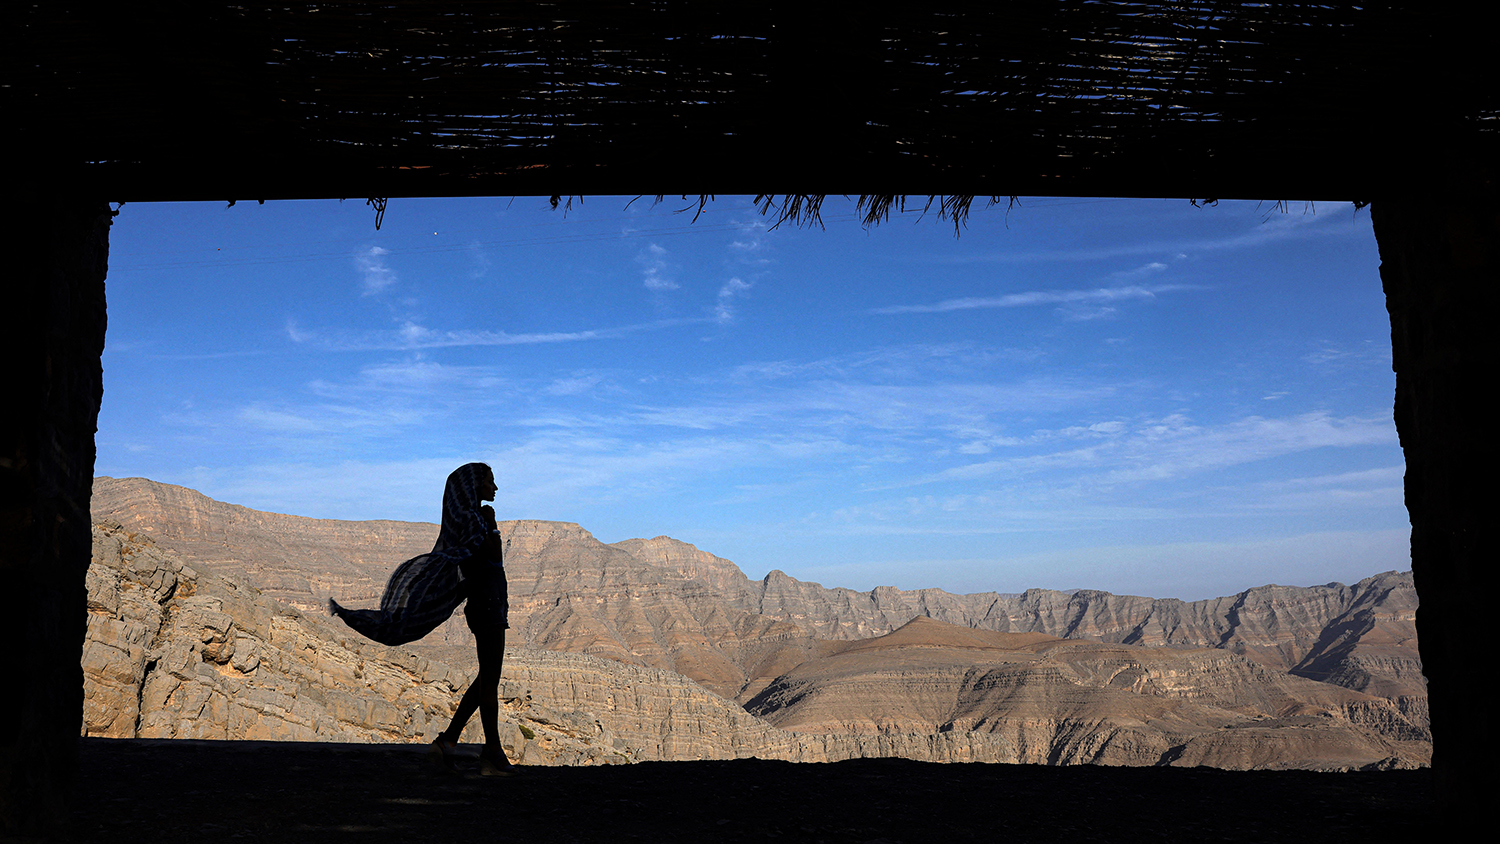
[81,520,1000,765]
[86,477,1427,770]
[93,476,1423,706]
[744,617,1429,769]
[84,521,634,765]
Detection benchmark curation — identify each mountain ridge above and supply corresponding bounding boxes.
[87,476,1427,770]
[92,475,1420,702]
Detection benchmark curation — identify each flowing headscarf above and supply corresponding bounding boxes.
[330,463,495,645]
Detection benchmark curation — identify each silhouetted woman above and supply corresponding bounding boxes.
[329,462,514,775]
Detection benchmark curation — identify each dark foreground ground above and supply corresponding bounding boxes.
[64,739,1432,843]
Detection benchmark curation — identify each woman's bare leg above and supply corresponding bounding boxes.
[444,628,505,748]
[476,628,505,754]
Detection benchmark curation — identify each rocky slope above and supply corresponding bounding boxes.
[745,616,1429,769]
[82,522,1428,770]
[87,520,693,764]
[93,477,1423,703]
[87,477,1428,769]
[81,520,1040,765]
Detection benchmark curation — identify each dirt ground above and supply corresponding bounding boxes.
[58,738,1432,843]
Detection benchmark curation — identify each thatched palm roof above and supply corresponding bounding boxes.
[15,3,1493,202]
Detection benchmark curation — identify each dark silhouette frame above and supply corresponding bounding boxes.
[6,3,1493,836]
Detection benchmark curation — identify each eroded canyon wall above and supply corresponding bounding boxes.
[93,476,1423,710]
[85,480,1429,771]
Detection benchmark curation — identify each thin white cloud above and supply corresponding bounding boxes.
[1109,261,1168,279]
[890,411,1396,489]
[467,241,491,279]
[715,277,752,324]
[305,360,508,399]
[1303,340,1387,370]
[936,202,1355,265]
[1059,305,1119,321]
[545,373,607,396]
[237,402,426,434]
[1102,412,1396,484]
[286,317,710,350]
[638,243,679,291]
[355,246,397,295]
[561,376,1118,441]
[1256,465,1405,490]
[871,284,1197,315]
[727,343,1046,384]
[728,218,772,266]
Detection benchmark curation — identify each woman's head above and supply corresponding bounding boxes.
[448,462,496,506]
[433,463,497,550]
[474,464,497,502]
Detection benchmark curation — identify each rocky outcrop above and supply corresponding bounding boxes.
[81,520,950,765]
[91,477,1424,711]
[89,476,437,616]
[87,533,1428,771]
[87,478,1429,771]
[83,521,638,766]
[744,617,1431,770]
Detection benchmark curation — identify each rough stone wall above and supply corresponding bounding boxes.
[1373,195,1498,812]
[85,520,1432,771]
[84,522,638,766]
[0,193,111,837]
[92,478,1425,712]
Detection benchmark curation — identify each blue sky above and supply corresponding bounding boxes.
[100,195,1407,601]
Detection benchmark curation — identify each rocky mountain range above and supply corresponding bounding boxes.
[85,476,1429,770]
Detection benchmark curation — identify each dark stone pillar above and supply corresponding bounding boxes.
[1372,197,1496,818]
[0,192,111,837]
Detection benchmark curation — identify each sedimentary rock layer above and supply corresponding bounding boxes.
[84,521,633,765]
[86,477,1428,770]
[744,617,1430,769]
[93,476,1423,705]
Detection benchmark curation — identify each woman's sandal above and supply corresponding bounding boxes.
[428,736,460,772]
[478,747,516,777]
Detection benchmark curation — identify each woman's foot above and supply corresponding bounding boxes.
[429,736,460,772]
[478,745,515,777]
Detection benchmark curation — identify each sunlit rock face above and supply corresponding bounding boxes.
[744,617,1429,770]
[87,477,1427,770]
[83,522,639,765]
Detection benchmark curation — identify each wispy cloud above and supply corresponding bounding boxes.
[237,401,426,434]
[889,411,1396,490]
[544,373,608,396]
[355,246,397,295]
[936,203,1353,265]
[1262,465,1405,490]
[727,343,1046,384]
[871,284,1197,315]
[467,241,492,279]
[1110,261,1168,279]
[1303,339,1388,371]
[714,277,752,324]
[306,360,507,399]
[728,219,772,266]
[1100,412,1396,484]
[286,317,709,350]
[638,243,679,291]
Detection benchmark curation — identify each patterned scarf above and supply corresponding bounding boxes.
[330,463,495,646]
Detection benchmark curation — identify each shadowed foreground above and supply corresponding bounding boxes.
[69,739,1430,843]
